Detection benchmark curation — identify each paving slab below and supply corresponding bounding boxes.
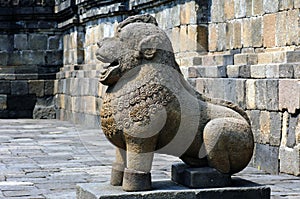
[0,119,298,198]
[77,179,270,199]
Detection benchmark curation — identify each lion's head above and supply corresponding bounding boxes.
[96,14,181,86]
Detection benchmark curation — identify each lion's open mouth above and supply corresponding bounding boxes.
[100,60,120,82]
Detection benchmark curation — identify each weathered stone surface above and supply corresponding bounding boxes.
[246,79,256,109]
[279,63,294,78]
[279,0,293,10]
[233,20,242,49]
[255,80,267,110]
[263,0,279,13]
[14,34,28,50]
[254,144,279,175]
[286,51,300,63]
[243,18,252,47]
[0,95,7,110]
[259,111,270,144]
[224,0,234,20]
[96,14,254,191]
[275,11,287,46]
[266,80,279,111]
[28,80,44,97]
[279,146,300,176]
[251,64,266,78]
[252,17,263,47]
[263,14,276,48]
[279,80,300,114]
[286,9,299,45]
[171,163,231,188]
[269,112,282,146]
[77,180,271,199]
[11,81,29,96]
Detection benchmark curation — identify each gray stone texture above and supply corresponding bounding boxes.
[77,180,271,199]
[254,144,279,175]
[171,163,232,188]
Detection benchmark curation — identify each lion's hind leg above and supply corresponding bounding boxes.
[203,117,254,174]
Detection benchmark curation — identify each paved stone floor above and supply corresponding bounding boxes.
[0,119,299,199]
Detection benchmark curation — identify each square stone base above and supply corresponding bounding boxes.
[76,179,270,199]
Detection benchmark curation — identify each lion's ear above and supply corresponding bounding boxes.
[138,35,162,59]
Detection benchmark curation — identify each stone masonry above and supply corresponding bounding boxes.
[0,0,299,176]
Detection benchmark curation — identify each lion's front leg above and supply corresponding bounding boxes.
[111,148,126,186]
[203,117,254,174]
[122,135,157,191]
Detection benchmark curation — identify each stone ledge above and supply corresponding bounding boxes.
[77,179,270,199]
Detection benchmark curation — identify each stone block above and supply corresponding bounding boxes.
[234,54,247,65]
[279,80,300,114]
[295,0,300,8]
[266,80,279,111]
[263,14,276,48]
[28,34,48,50]
[275,11,287,46]
[77,180,271,199]
[188,25,208,52]
[239,65,251,77]
[255,80,267,110]
[224,0,235,20]
[248,110,261,142]
[45,51,63,65]
[246,79,256,109]
[227,65,239,77]
[254,144,279,174]
[259,111,270,144]
[233,20,242,49]
[0,35,10,51]
[180,1,196,25]
[44,80,54,96]
[0,81,11,94]
[236,79,246,109]
[179,25,188,52]
[48,35,61,50]
[287,114,298,148]
[211,0,224,22]
[279,64,294,78]
[226,22,234,49]
[0,52,8,66]
[8,51,23,66]
[245,0,252,16]
[279,146,300,176]
[208,24,217,52]
[263,0,279,13]
[217,23,226,51]
[252,0,264,15]
[28,80,44,97]
[252,17,263,47]
[14,34,28,50]
[170,4,180,27]
[251,64,266,78]
[0,95,7,110]
[294,64,300,78]
[224,78,236,103]
[23,51,45,65]
[258,53,272,64]
[286,9,299,45]
[279,0,293,10]
[11,81,29,96]
[171,163,231,188]
[7,95,36,111]
[272,52,286,63]
[286,51,300,63]
[234,0,246,18]
[269,112,282,146]
[242,18,252,47]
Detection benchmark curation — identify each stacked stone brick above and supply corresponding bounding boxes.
[0,0,61,118]
[192,0,300,175]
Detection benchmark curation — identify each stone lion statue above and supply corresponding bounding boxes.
[96,14,254,191]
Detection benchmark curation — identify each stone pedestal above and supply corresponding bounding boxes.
[76,179,270,199]
[171,163,232,188]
